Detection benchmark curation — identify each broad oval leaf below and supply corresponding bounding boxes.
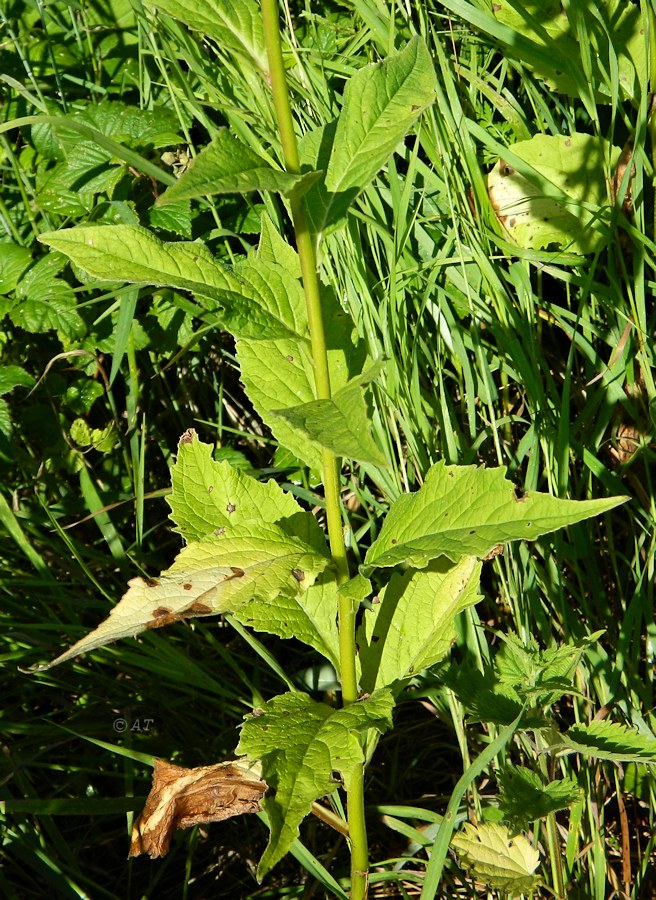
[487,133,621,253]
[451,822,541,894]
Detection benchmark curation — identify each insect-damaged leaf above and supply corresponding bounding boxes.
[169,429,303,542]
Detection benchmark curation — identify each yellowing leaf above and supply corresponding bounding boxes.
[33,524,330,671]
[451,822,541,893]
[487,133,621,253]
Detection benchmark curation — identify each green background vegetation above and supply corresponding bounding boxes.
[1,0,655,897]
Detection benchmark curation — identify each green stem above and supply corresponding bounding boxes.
[260,3,367,896]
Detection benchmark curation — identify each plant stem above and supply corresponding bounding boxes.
[260,2,367,896]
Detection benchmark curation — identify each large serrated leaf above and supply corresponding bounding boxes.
[498,766,582,828]
[237,690,394,878]
[364,462,627,569]
[358,557,482,692]
[148,0,268,75]
[38,225,308,341]
[33,524,330,671]
[157,130,320,205]
[451,822,541,894]
[169,429,302,541]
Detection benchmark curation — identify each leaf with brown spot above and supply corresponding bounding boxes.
[130,758,266,859]
[31,523,330,671]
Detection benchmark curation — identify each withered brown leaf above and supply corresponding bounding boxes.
[130,758,266,858]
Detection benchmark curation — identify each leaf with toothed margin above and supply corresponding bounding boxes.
[169,429,303,542]
[237,689,395,879]
[364,462,627,570]
[38,225,309,341]
[31,523,330,672]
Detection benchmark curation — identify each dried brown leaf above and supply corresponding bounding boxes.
[130,758,266,858]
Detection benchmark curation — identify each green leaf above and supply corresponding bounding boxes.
[168,429,302,541]
[272,368,387,465]
[487,134,621,253]
[237,291,366,470]
[13,253,85,342]
[148,199,193,237]
[157,130,321,205]
[358,557,482,692]
[557,720,656,764]
[0,243,32,294]
[237,690,394,878]
[0,365,35,395]
[149,0,268,75]
[257,213,301,278]
[38,225,308,341]
[364,462,627,569]
[451,822,541,894]
[324,36,436,197]
[33,523,330,671]
[234,571,340,668]
[301,39,435,235]
[491,0,646,103]
[498,766,583,828]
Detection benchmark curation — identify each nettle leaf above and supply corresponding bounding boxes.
[358,557,482,692]
[13,253,85,342]
[557,720,656,764]
[487,133,621,253]
[234,571,340,669]
[38,225,308,341]
[302,37,436,235]
[149,0,268,76]
[237,690,394,879]
[0,243,32,294]
[364,462,626,570]
[491,0,646,103]
[148,199,193,238]
[52,99,181,149]
[169,429,302,542]
[451,822,541,894]
[33,523,330,671]
[237,291,366,470]
[272,368,387,466]
[157,130,321,205]
[498,766,583,828]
